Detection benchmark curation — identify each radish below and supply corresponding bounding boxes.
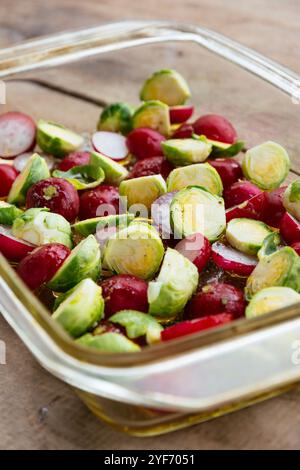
[172,122,194,139]
[126,128,165,160]
[92,131,128,161]
[169,105,194,124]
[151,191,177,238]
[128,156,173,180]
[291,241,300,256]
[280,212,300,244]
[261,186,286,228]
[212,241,257,276]
[174,232,211,273]
[0,112,36,158]
[207,158,243,189]
[161,313,233,341]
[0,164,19,197]
[79,185,120,220]
[57,151,90,171]
[14,152,55,172]
[193,114,237,144]
[224,180,263,209]
[0,225,35,262]
[226,192,266,222]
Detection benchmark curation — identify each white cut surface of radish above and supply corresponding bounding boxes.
[92,131,128,160]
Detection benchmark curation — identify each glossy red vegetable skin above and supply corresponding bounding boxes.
[186,282,246,320]
[0,226,35,262]
[79,185,120,220]
[280,212,300,244]
[161,313,233,341]
[128,156,174,180]
[174,233,211,273]
[261,186,286,228]
[207,159,243,189]
[26,177,80,222]
[211,242,257,276]
[17,243,71,291]
[172,122,194,139]
[224,180,263,209]
[0,112,36,158]
[100,274,149,318]
[291,241,300,256]
[226,192,266,223]
[57,151,90,171]
[0,164,19,197]
[193,114,237,144]
[126,128,166,159]
[169,105,194,124]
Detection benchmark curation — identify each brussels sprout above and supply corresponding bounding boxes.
[47,235,101,292]
[246,287,300,318]
[242,141,290,190]
[245,247,300,299]
[52,163,105,190]
[167,163,223,195]
[37,120,84,158]
[76,332,140,352]
[119,174,167,211]
[0,201,23,226]
[162,138,212,166]
[89,151,128,185]
[170,186,226,241]
[110,310,163,344]
[103,222,164,280]
[52,278,104,338]
[195,135,244,158]
[148,248,199,317]
[257,232,281,260]
[73,213,134,237]
[132,100,170,136]
[226,218,274,256]
[98,102,133,134]
[140,69,191,106]
[8,153,50,206]
[283,179,300,221]
[12,208,73,248]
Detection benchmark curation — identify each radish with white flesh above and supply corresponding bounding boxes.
[246,287,300,318]
[169,105,194,124]
[226,218,273,256]
[212,242,257,276]
[0,112,36,158]
[175,233,211,273]
[0,225,35,262]
[283,180,300,221]
[280,212,300,244]
[226,192,266,223]
[13,152,55,172]
[92,131,128,161]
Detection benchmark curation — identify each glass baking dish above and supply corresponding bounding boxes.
[1,20,300,436]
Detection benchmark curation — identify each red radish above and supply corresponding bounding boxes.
[172,122,194,139]
[57,151,90,171]
[174,233,211,273]
[193,114,237,144]
[226,192,266,222]
[261,186,286,228]
[291,241,300,256]
[13,152,54,173]
[0,164,19,197]
[0,112,36,158]
[26,177,80,222]
[186,282,246,319]
[161,313,233,341]
[224,181,263,209]
[128,156,174,180]
[151,191,177,239]
[92,131,128,161]
[17,243,71,291]
[212,242,257,276]
[280,212,300,244]
[101,274,149,318]
[126,128,165,160]
[79,185,120,220]
[169,105,194,124]
[207,159,243,189]
[0,225,35,262]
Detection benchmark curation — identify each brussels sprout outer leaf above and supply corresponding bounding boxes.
[53,162,105,190]
[283,180,300,221]
[110,310,163,344]
[257,232,281,259]
[195,135,245,158]
[88,151,128,185]
[0,201,23,225]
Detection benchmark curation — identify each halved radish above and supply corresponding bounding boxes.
[226,192,266,223]
[161,313,233,341]
[212,241,257,276]
[92,131,128,161]
[0,112,36,158]
[291,241,300,256]
[224,181,263,209]
[14,152,55,172]
[0,225,35,262]
[169,105,194,124]
[172,122,194,139]
[280,212,300,244]
[174,232,211,273]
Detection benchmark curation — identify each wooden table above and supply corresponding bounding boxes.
[1,0,300,450]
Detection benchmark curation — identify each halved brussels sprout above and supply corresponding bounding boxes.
[110,310,163,344]
[0,201,23,226]
[167,163,223,195]
[226,218,274,256]
[246,286,300,318]
[245,247,300,299]
[283,179,300,221]
[72,213,134,237]
[52,278,104,338]
[162,138,212,166]
[37,119,84,158]
[12,208,73,248]
[47,235,101,292]
[257,232,281,260]
[242,141,290,190]
[132,100,170,136]
[89,151,128,185]
[140,69,191,106]
[98,102,133,134]
[170,186,226,241]
[195,135,244,158]
[103,222,164,280]
[148,248,199,317]
[119,174,167,211]
[8,153,50,206]
[76,332,140,352]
